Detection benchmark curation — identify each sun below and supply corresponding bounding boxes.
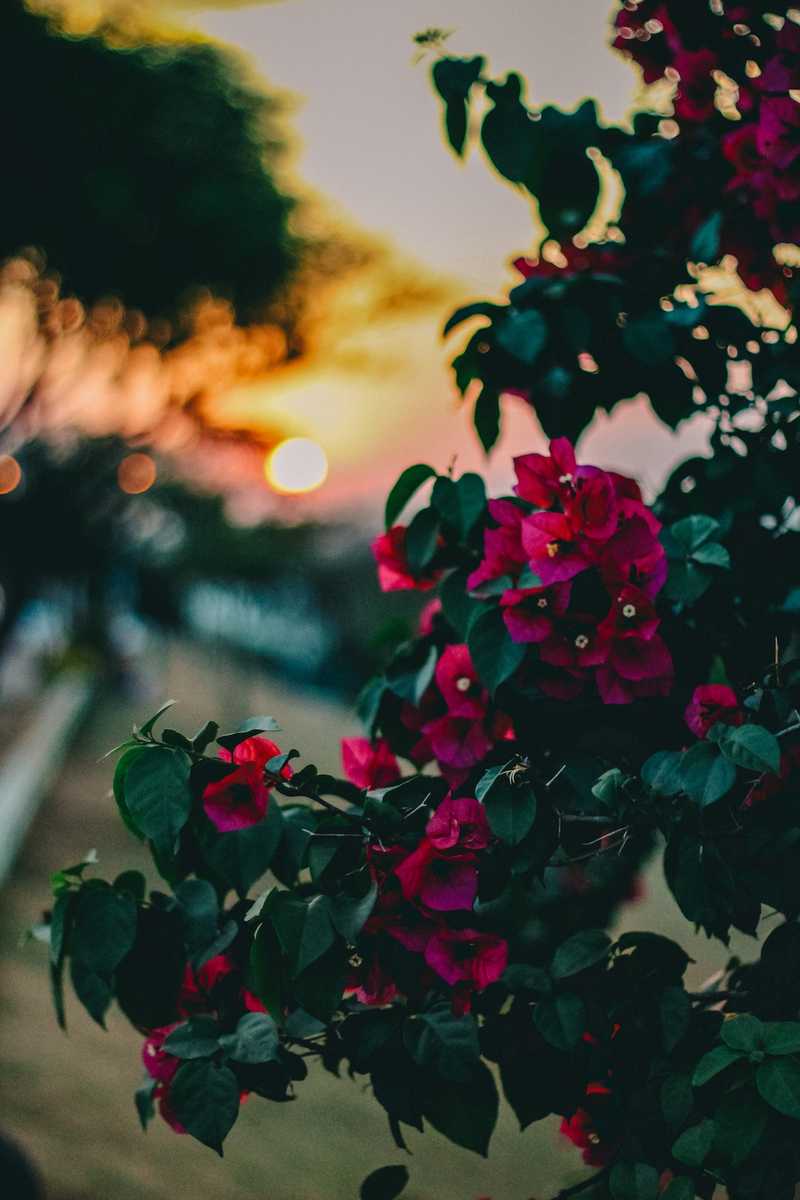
[265,437,328,495]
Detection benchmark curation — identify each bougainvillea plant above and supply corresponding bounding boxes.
[38,5,800,1200]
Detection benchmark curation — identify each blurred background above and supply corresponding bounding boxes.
[0,2,725,1198]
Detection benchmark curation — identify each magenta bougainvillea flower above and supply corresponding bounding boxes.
[202,735,291,832]
[501,581,571,644]
[424,927,508,991]
[684,684,743,739]
[341,736,400,790]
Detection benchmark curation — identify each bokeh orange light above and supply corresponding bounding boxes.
[0,455,22,495]
[265,437,328,495]
[118,452,157,494]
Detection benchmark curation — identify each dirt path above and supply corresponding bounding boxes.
[0,638,590,1200]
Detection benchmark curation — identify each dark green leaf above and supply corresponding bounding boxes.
[297,895,337,975]
[764,1022,800,1055]
[660,986,691,1053]
[236,715,281,734]
[405,507,440,574]
[661,1180,695,1200]
[473,386,500,453]
[691,541,730,569]
[384,464,437,530]
[661,1074,694,1127]
[329,881,377,942]
[496,308,548,366]
[163,1017,221,1059]
[432,473,486,539]
[666,559,714,605]
[249,919,287,1028]
[113,870,146,902]
[124,747,192,857]
[219,1012,279,1064]
[716,725,780,775]
[721,1014,764,1052]
[112,746,148,840]
[672,1118,716,1167]
[207,799,284,896]
[135,1076,157,1131]
[756,1057,800,1118]
[443,302,503,338]
[680,742,736,807]
[692,1045,742,1086]
[431,56,484,156]
[49,890,73,967]
[713,1086,768,1165]
[175,879,219,955]
[483,779,536,845]
[609,1162,660,1200]
[468,607,526,693]
[642,750,684,797]
[670,515,720,552]
[71,885,137,974]
[138,700,177,738]
[551,929,610,979]
[70,958,112,1027]
[169,1060,240,1154]
[360,1165,409,1200]
[690,211,721,263]
[533,992,585,1050]
[421,1059,498,1155]
[405,1004,480,1084]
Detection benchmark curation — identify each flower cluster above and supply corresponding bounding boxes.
[473,438,672,704]
[202,735,291,832]
[613,3,800,298]
[141,954,266,1132]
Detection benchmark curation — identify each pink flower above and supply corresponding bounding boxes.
[422,715,493,770]
[513,437,577,508]
[425,794,490,852]
[564,468,619,542]
[597,584,660,642]
[142,1025,180,1085]
[418,597,442,635]
[596,635,674,705]
[539,620,609,671]
[501,582,571,644]
[521,512,590,585]
[673,49,718,123]
[395,839,480,911]
[202,735,290,832]
[684,684,743,739]
[341,737,400,790]
[467,500,527,591]
[435,644,487,719]
[424,927,508,990]
[372,525,440,592]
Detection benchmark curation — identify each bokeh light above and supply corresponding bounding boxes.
[118,452,157,494]
[265,437,328,495]
[0,455,22,494]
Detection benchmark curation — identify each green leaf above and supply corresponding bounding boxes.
[163,1017,221,1059]
[551,929,611,980]
[716,725,781,775]
[609,1162,660,1200]
[713,1086,768,1166]
[690,211,721,263]
[431,56,484,156]
[764,1022,800,1055]
[135,1077,157,1131]
[207,799,284,897]
[236,715,281,734]
[692,1045,742,1086]
[468,607,526,693]
[496,308,548,366]
[473,386,500,453]
[297,895,337,975]
[70,958,112,1027]
[405,1004,481,1084]
[660,986,691,1053]
[329,881,377,943]
[49,890,74,967]
[113,870,146,902]
[475,761,513,802]
[666,559,714,605]
[384,464,437,530]
[219,1012,279,1064]
[431,473,486,539]
[691,541,730,569]
[169,1060,240,1154]
[680,742,737,807]
[721,1014,764,1052]
[249,919,286,1028]
[404,507,440,574]
[661,1074,694,1127]
[756,1056,800,1118]
[670,515,720,553]
[71,885,137,974]
[360,1165,409,1200]
[642,750,684,796]
[421,1059,498,1155]
[175,878,219,956]
[482,779,536,845]
[533,992,585,1050]
[672,1118,716,1167]
[622,313,675,366]
[124,746,192,857]
[443,302,503,338]
[138,700,177,738]
[112,745,149,840]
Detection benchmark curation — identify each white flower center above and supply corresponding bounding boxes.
[455,676,472,693]
[546,540,560,558]
[558,473,573,484]
[537,597,548,609]
[575,634,590,649]
[622,603,637,618]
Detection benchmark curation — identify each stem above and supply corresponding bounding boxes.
[558,813,617,825]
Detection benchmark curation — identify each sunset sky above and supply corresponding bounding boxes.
[49,0,713,516]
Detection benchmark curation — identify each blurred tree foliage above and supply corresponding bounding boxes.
[1,0,298,323]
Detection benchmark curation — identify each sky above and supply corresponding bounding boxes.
[47,0,713,516]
